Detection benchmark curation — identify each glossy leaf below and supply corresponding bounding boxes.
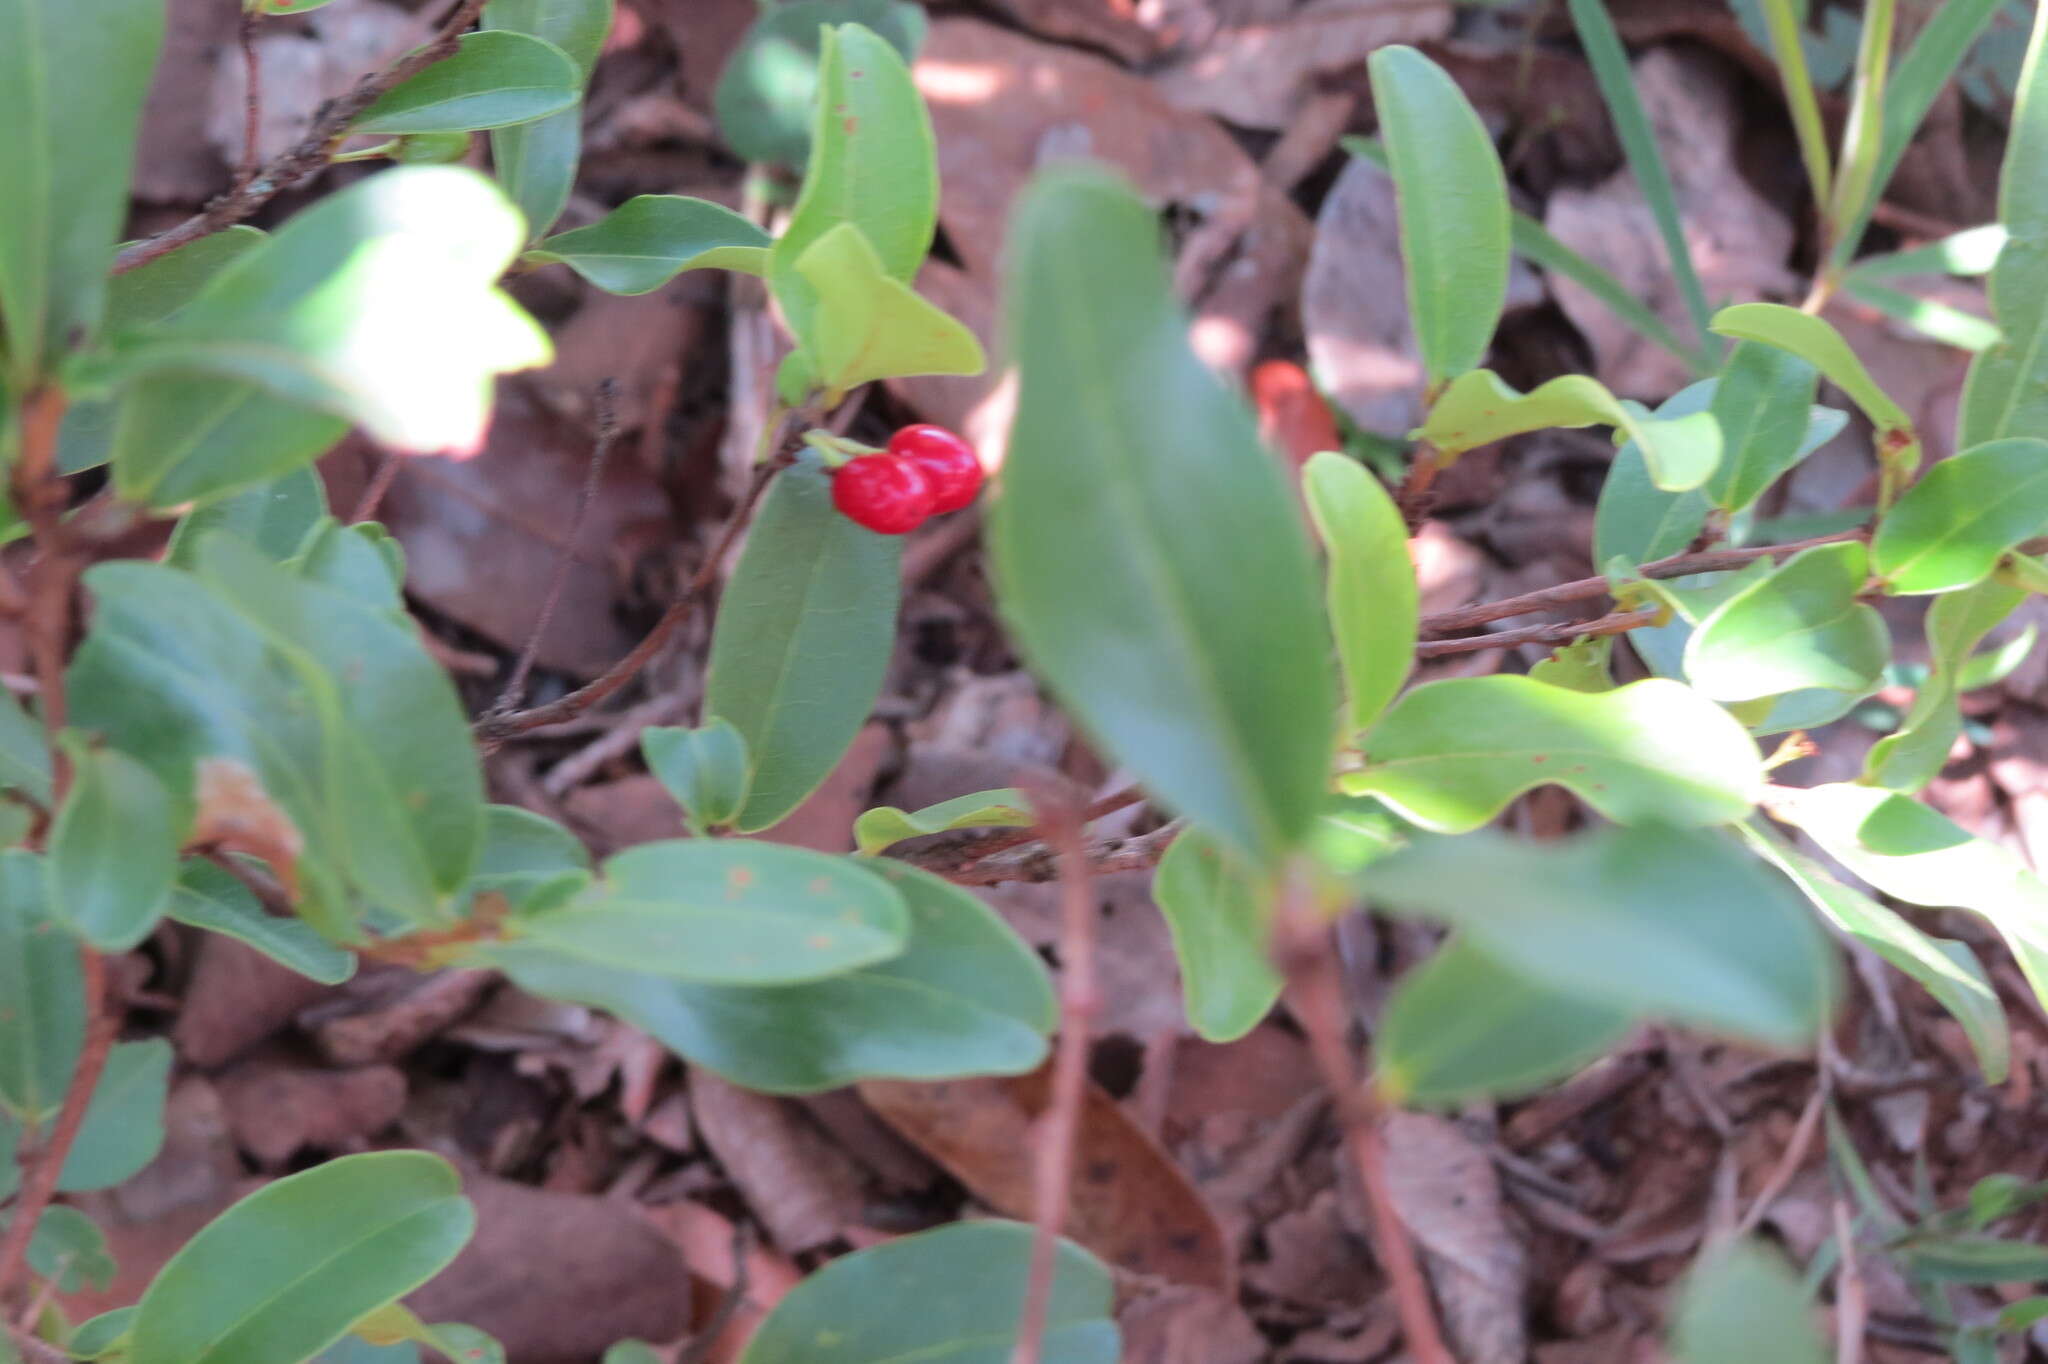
[484,0,612,239]
[994,168,1335,861]
[55,1038,171,1192]
[1368,45,1509,388]
[1376,936,1633,1107]
[1344,676,1762,833]
[789,222,984,400]
[492,862,1052,1093]
[164,466,328,569]
[1703,342,1827,512]
[525,195,770,294]
[715,0,927,167]
[1712,303,1919,467]
[510,840,908,985]
[111,167,550,456]
[1867,578,2026,791]
[642,720,751,834]
[1874,437,2048,593]
[1669,1240,1826,1364]
[1743,825,2008,1082]
[1303,451,1416,732]
[1685,541,1889,702]
[1593,380,1716,566]
[1420,369,1721,492]
[0,851,83,1117]
[737,1221,1117,1364]
[48,739,179,952]
[168,858,356,985]
[1153,828,1282,1043]
[131,1151,475,1364]
[1364,823,1835,1046]
[0,0,164,384]
[704,462,900,833]
[352,31,579,134]
[853,788,1032,856]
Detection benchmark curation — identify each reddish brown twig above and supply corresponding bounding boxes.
[349,449,404,525]
[1414,606,1660,658]
[1010,779,1101,1364]
[938,819,1182,888]
[1276,875,1452,1364]
[4,1320,72,1364]
[112,0,489,275]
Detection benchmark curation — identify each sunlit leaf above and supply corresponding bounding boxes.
[525,195,770,294]
[1873,437,2048,593]
[789,222,984,400]
[1712,303,1920,471]
[1152,828,1281,1043]
[1685,541,1889,702]
[1702,341,1829,513]
[1304,451,1416,733]
[853,788,1032,856]
[1866,578,2026,792]
[1419,369,1721,491]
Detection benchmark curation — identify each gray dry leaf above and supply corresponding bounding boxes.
[1543,46,1796,397]
[1304,156,1425,439]
[1376,1113,1529,1364]
[1117,1285,1268,1364]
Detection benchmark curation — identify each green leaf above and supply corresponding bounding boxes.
[131,1151,475,1364]
[1343,676,1762,834]
[1824,0,1896,255]
[1528,635,1615,692]
[0,0,165,385]
[346,1305,504,1364]
[788,222,984,399]
[1419,370,1721,492]
[1376,936,1633,1107]
[1755,0,1833,211]
[104,227,270,330]
[165,467,329,569]
[484,0,612,239]
[1712,303,1920,467]
[56,1038,171,1192]
[1847,224,2008,282]
[1702,342,1828,513]
[1874,437,2048,593]
[507,840,909,985]
[48,738,180,952]
[1364,823,1835,1047]
[0,851,83,1118]
[1840,275,2002,352]
[602,1344,662,1364]
[25,1206,115,1293]
[1684,541,1890,702]
[492,862,1052,1093]
[1152,828,1282,1043]
[351,31,580,135]
[1303,451,1416,733]
[769,23,938,363]
[1900,1236,2048,1284]
[1593,380,1716,566]
[1669,1239,1826,1364]
[168,858,357,985]
[1743,825,2008,1083]
[1367,45,1510,389]
[1866,577,2025,791]
[525,195,770,294]
[110,167,550,456]
[1565,0,1714,349]
[852,788,1032,856]
[737,1221,1117,1364]
[993,167,1335,862]
[112,375,350,509]
[314,1341,417,1364]
[70,1307,138,1360]
[1771,781,2048,1016]
[703,462,900,834]
[715,1,927,168]
[0,686,51,803]
[1507,208,1708,375]
[643,720,752,834]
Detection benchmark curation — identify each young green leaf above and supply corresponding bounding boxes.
[1593,380,1716,566]
[1528,635,1615,693]
[1376,936,1634,1107]
[1303,451,1416,733]
[0,852,84,1118]
[1684,541,1889,702]
[715,0,927,167]
[168,858,357,985]
[1712,303,1920,468]
[1364,823,1835,1046]
[852,788,1032,856]
[737,1221,1118,1364]
[788,222,985,400]
[1344,676,1762,833]
[491,861,1053,1093]
[1874,437,2048,593]
[993,168,1336,862]
[131,1152,475,1364]
[703,462,900,834]
[0,0,164,385]
[1419,370,1721,491]
[509,840,909,985]
[25,1206,115,1293]
[53,1038,170,1192]
[1669,1239,1827,1364]
[47,739,179,952]
[1368,45,1510,389]
[484,0,613,239]
[642,720,752,834]
[1702,341,1825,513]
[351,31,580,135]
[163,467,329,569]
[1152,828,1282,1043]
[1867,579,2026,791]
[525,195,770,294]
[110,167,551,456]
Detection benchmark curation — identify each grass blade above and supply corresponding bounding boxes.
[1758,0,1834,209]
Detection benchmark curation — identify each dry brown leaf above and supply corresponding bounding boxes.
[1375,1113,1529,1364]
[1117,1285,1268,1364]
[191,758,304,897]
[214,1053,406,1165]
[304,967,495,1066]
[859,1066,1233,1292]
[689,1070,869,1254]
[172,934,333,1068]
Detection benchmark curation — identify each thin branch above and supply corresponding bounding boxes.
[349,449,403,524]
[235,8,263,191]
[1276,879,1453,1364]
[1414,606,1659,659]
[112,0,490,275]
[497,380,621,712]
[1010,779,1100,1364]
[1735,1079,1826,1238]
[939,820,1182,888]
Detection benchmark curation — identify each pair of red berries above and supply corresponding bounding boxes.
[830,425,984,535]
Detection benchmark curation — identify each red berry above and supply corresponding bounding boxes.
[887,424,984,514]
[831,454,935,534]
